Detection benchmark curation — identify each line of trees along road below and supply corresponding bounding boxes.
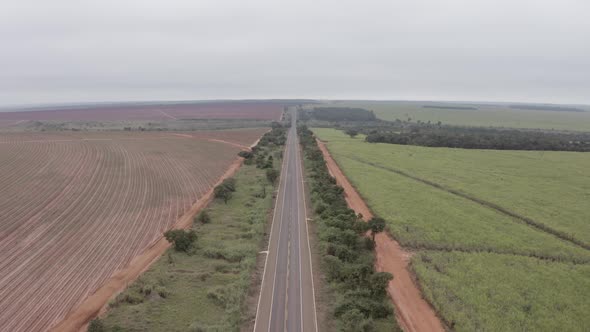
[298,125,399,332]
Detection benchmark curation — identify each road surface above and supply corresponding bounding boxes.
[254,110,318,332]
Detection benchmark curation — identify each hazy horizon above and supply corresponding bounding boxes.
[2,98,590,112]
[2,0,589,106]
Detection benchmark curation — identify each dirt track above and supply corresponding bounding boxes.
[50,157,244,332]
[316,139,444,332]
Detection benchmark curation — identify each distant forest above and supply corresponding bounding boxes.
[509,105,586,112]
[422,105,477,110]
[299,106,590,151]
[364,127,590,152]
[309,107,377,121]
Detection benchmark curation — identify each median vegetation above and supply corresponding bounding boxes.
[298,125,399,332]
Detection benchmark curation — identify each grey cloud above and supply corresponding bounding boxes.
[0,0,589,106]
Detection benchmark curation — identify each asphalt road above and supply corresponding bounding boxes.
[254,110,318,332]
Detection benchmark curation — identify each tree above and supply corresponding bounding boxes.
[164,229,197,252]
[220,178,236,192]
[368,217,386,242]
[368,272,393,298]
[266,168,279,184]
[345,129,359,138]
[238,150,253,159]
[214,184,232,203]
[195,210,211,224]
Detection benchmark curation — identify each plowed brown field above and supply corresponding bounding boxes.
[0,101,283,122]
[0,128,267,332]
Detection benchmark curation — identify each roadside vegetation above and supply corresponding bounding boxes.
[95,127,286,331]
[298,125,400,332]
[311,127,590,331]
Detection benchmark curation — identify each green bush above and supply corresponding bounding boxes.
[164,229,197,252]
[265,168,279,184]
[195,210,211,224]
[214,184,232,203]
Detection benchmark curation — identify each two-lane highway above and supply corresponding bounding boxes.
[254,110,317,332]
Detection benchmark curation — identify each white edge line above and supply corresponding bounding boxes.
[297,125,319,332]
[252,125,290,332]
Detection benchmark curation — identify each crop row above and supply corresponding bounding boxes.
[0,131,260,331]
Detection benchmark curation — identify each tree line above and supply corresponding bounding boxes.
[298,125,399,332]
[364,126,590,151]
[305,107,377,122]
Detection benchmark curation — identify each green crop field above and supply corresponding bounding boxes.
[325,101,590,131]
[313,128,590,247]
[312,128,590,331]
[413,251,590,332]
[98,160,274,331]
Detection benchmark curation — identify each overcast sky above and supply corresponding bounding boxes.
[1,0,589,106]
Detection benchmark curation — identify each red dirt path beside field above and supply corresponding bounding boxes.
[317,139,444,332]
[0,128,267,332]
[0,101,283,122]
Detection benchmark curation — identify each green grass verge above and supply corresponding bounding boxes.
[99,161,275,331]
[412,251,590,332]
[329,101,590,131]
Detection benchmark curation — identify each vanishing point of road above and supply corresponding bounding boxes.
[254,110,318,332]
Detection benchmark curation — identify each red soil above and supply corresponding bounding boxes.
[0,128,267,332]
[0,101,283,122]
[316,139,444,332]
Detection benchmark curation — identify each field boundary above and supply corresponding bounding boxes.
[340,154,590,251]
[405,244,590,265]
[49,157,245,332]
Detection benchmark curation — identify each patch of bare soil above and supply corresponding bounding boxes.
[316,139,444,332]
[50,158,244,332]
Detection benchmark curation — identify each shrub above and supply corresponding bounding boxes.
[265,168,279,184]
[164,229,197,252]
[214,185,232,204]
[237,150,253,159]
[112,291,144,306]
[221,178,236,192]
[155,285,170,298]
[345,129,359,138]
[195,210,211,224]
